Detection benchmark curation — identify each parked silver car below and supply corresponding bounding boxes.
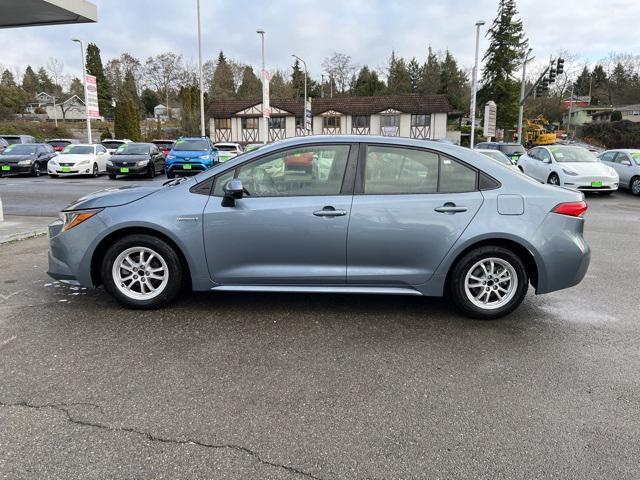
[47,136,591,319]
[598,149,640,195]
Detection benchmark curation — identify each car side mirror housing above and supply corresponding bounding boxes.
[222,178,244,206]
[543,158,551,164]
[621,160,632,166]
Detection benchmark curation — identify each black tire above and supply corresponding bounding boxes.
[147,164,155,179]
[547,173,560,186]
[101,234,184,309]
[599,191,614,196]
[108,174,117,180]
[631,176,640,196]
[31,162,41,177]
[448,246,529,320]
[49,174,58,178]
[92,163,99,177]
[166,170,175,179]
[518,166,524,173]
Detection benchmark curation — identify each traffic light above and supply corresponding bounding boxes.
[536,85,544,97]
[556,58,565,75]
[542,77,550,90]
[549,68,557,83]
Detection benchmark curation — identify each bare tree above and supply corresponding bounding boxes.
[322,52,357,94]
[144,53,184,119]
[47,58,64,126]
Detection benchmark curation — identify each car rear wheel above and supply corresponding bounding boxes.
[631,177,640,196]
[101,234,184,309]
[449,246,529,320]
[166,170,175,179]
[547,173,560,185]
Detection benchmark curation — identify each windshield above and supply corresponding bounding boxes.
[102,141,125,150]
[549,146,598,163]
[2,137,23,145]
[115,144,151,155]
[173,139,209,151]
[47,141,72,148]
[62,145,94,155]
[630,152,640,165]
[216,145,238,152]
[153,141,174,149]
[2,144,36,155]
[481,150,513,166]
[498,144,526,155]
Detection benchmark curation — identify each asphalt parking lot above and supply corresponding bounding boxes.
[0,178,639,479]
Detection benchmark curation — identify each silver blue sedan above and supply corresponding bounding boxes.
[598,149,640,195]
[47,136,591,319]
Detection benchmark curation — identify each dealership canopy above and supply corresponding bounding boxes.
[0,0,97,28]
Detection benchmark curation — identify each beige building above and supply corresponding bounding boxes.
[208,95,452,144]
[592,104,640,124]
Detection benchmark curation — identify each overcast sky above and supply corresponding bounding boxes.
[1,0,638,82]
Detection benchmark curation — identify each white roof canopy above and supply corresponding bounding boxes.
[0,0,97,28]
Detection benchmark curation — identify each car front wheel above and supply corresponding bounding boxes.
[631,177,640,196]
[449,246,529,320]
[547,173,560,185]
[101,234,184,309]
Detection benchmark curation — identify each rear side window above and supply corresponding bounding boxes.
[363,145,477,194]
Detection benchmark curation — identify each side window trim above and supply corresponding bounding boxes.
[355,143,481,195]
[211,142,358,198]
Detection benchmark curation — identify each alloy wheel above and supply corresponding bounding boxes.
[112,247,169,301]
[632,178,640,196]
[464,257,518,310]
[548,174,560,185]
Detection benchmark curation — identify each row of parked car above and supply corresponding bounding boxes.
[0,134,259,179]
[474,141,640,196]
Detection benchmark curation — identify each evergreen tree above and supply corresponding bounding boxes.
[236,66,261,99]
[69,77,84,98]
[1,69,16,87]
[269,70,294,99]
[478,0,528,128]
[590,65,609,105]
[209,51,235,99]
[407,58,422,93]
[85,43,114,117]
[387,51,412,95]
[573,67,592,97]
[353,66,386,96]
[291,59,306,99]
[417,47,441,94]
[114,98,141,140]
[179,85,200,135]
[122,70,139,102]
[439,50,468,111]
[37,67,54,93]
[141,88,159,115]
[22,66,39,95]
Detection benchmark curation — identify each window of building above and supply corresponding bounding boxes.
[242,117,259,129]
[380,114,400,127]
[352,115,371,128]
[411,114,431,126]
[363,145,477,195]
[322,115,341,129]
[269,117,285,129]
[214,145,351,197]
[215,118,231,129]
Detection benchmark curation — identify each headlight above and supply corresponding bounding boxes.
[137,160,148,166]
[49,159,58,165]
[608,167,617,176]
[106,159,113,166]
[562,168,578,176]
[17,159,33,166]
[78,159,90,166]
[199,155,210,160]
[59,209,103,232]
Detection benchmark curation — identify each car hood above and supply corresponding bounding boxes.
[63,185,162,211]
[0,154,35,163]
[560,162,614,176]
[54,154,94,163]
[111,154,151,162]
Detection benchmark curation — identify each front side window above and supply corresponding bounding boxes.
[352,115,370,128]
[242,117,259,130]
[214,145,350,198]
[538,149,551,162]
[364,145,477,195]
[411,114,430,127]
[629,152,640,165]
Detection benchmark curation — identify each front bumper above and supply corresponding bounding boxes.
[48,164,94,175]
[167,162,211,175]
[563,176,618,192]
[0,164,32,174]
[107,165,148,175]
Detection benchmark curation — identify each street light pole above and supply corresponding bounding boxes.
[196,0,205,137]
[470,20,485,149]
[292,54,308,135]
[72,38,91,144]
[257,29,267,144]
[517,49,534,146]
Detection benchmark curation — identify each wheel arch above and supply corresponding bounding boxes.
[90,226,192,289]
[444,237,539,292]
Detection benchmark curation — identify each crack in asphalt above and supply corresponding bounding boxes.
[0,401,325,480]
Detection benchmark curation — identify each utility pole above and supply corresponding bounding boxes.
[517,49,533,146]
[470,20,485,148]
[567,83,574,138]
[72,38,91,144]
[321,74,324,98]
[257,29,268,144]
[196,0,205,137]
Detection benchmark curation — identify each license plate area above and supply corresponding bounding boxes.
[61,167,71,173]
[1,165,10,171]
[120,167,129,173]
[183,164,192,170]
[591,181,602,187]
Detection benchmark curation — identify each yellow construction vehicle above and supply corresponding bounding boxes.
[524,116,557,146]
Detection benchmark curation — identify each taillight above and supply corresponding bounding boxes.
[552,201,588,217]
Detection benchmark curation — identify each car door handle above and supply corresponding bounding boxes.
[434,203,468,214]
[313,207,347,217]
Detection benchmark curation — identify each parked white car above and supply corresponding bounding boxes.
[48,144,111,177]
[598,149,640,196]
[214,142,243,162]
[101,139,132,154]
[517,145,618,194]
[475,149,522,174]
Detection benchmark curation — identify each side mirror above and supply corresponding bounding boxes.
[222,178,244,207]
[543,158,551,164]
[621,160,632,166]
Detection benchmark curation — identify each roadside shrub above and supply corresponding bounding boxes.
[579,120,640,149]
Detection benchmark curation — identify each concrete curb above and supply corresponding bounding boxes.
[0,229,48,245]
